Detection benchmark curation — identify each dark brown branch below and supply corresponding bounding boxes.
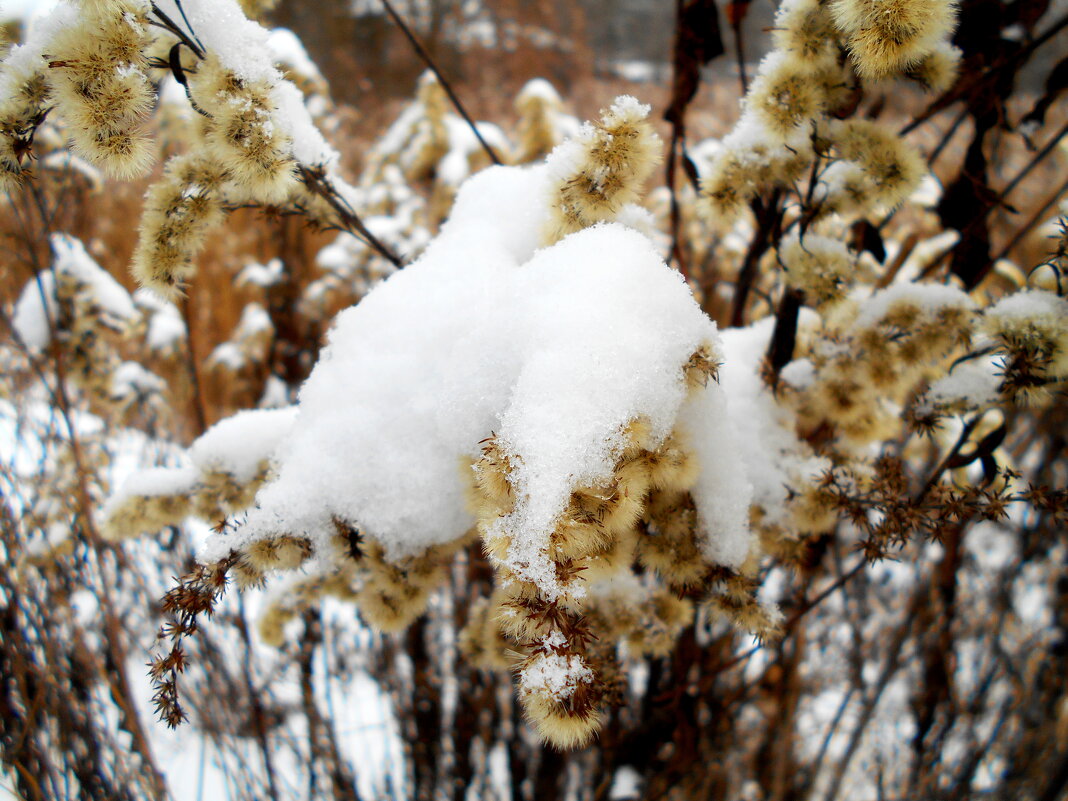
[991,173,1068,264]
[765,287,803,378]
[149,2,204,60]
[731,191,782,327]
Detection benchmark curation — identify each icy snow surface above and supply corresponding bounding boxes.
[204,162,755,595]
[854,281,975,328]
[985,288,1068,325]
[718,317,828,528]
[106,406,297,516]
[926,358,1001,410]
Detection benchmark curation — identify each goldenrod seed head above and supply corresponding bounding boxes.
[831,0,957,78]
[544,95,662,243]
[905,41,962,92]
[746,51,824,141]
[780,233,856,305]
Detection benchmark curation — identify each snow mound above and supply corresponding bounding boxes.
[202,163,755,591]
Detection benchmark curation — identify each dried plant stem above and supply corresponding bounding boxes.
[15,179,168,799]
[822,598,916,801]
[730,10,748,95]
[992,119,1068,205]
[180,293,208,437]
[766,286,803,378]
[900,13,1068,136]
[298,610,362,801]
[875,232,918,288]
[235,593,282,801]
[149,2,204,59]
[666,129,690,278]
[937,117,1068,278]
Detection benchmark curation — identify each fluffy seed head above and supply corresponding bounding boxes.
[544,95,662,243]
[904,41,962,92]
[831,0,958,78]
[515,78,576,163]
[830,119,926,210]
[780,233,856,304]
[746,52,825,141]
[242,534,312,572]
[132,153,229,298]
[773,0,841,68]
[518,650,602,748]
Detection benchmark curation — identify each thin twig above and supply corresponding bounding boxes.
[731,191,782,326]
[170,0,205,54]
[379,0,502,166]
[179,294,208,437]
[149,2,204,60]
[16,180,169,800]
[730,13,748,95]
[991,118,1068,205]
[297,165,403,268]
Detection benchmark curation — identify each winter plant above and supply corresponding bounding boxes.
[1,0,1067,799]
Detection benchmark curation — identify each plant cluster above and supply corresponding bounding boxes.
[1,0,1067,799]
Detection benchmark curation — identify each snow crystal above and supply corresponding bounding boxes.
[105,406,298,522]
[154,0,276,84]
[267,27,324,86]
[779,358,816,390]
[112,361,164,398]
[676,382,754,568]
[234,303,273,337]
[207,343,243,370]
[157,74,190,108]
[609,767,642,800]
[258,375,291,409]
[272,79,338,167]
[236,258,285,289]
[55,233,136,319]
[134,289,187,351]
[11,272,57,351]
[724,108,811,159]
[109,464,199,505]
[518,77,562,104]
[909,173,943,207]
[438,118,509,187]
